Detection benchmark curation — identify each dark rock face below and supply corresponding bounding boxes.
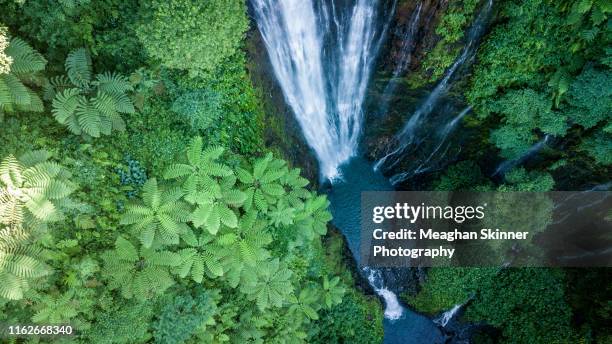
[363,0,450,163]
[386,0,449,76]
[244,27,320,185]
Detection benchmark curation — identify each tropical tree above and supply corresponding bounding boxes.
[237,152,288,213]
[174,231,224,282]
[164,137,243,235]
[101,236,180,300]
[243,258,293,311]
[49,48,135,137]
[120,178,192,248]
[218,211,272,288]
[0,150,77,230]
[136,0,249,77]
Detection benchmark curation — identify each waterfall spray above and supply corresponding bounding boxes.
[252,0,394,180]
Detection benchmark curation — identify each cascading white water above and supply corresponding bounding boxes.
[364,267,404,320]
[252,0,391,180]
[374,0,494,172]
[492,134,550,176]
[389,106,471,184]
[434,304,462,327]
[378,2,423,116]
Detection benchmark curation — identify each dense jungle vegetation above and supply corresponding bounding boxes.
[401,0,611,343]
[0,0,382,343]
[0,0,610,343]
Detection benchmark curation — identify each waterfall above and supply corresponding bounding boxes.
[434,304,463,327]
[364,267,404,320]
[378,2,423,116]
[252,0,393,180]
[374,0,494,173]
[492,134,550,177]
[390,106,471,184]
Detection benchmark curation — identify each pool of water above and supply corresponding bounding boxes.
[325,156,444,344]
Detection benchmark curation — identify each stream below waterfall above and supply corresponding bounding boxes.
[326,157,444,344]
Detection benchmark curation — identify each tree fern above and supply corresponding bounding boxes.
[0,36,46,118]
[0,226,50,300]
[101,236,180,300]
[238,153,288,213]
[220,211,272,288]
[0,151,77,231]
[243,258,293,311]
[164,137,243,235]
[120,178,192,248]
[288,286,321,321]
[50,48,134,137]
[174,231,224,282]
[31,290,79,324]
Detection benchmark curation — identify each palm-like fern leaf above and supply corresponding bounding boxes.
[102,236,180,300]
[4,37,46,75]
[0,226,50,300]
[0,36,45,116]
[120,178,192,248]
[50,48,135,137]
[0,152,77,229]
[65,48,91,88]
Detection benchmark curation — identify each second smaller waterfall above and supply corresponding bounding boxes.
[492,134,550,177]
[375,0,494,173]
[365,267,404,320]
[377,2,423,116]
[434,304,463,327]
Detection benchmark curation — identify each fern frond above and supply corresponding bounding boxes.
[94,72,133,94]
[5,37,46,75]
[65,48,91,88]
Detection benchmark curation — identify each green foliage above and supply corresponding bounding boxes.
[88,302,153,344]
[419,0,479,82]
[0,151,77,229]
[164,138,239,235]
[244,258,293,311]
[467,0,611,171]
[0,226,50,300]
[433,160,491,191]
[489,89,566,159]
[465,268,573,344]
[0,36,46,117]
[312,289,384,344]
[49,48,135,137]
[153,289,217,344]
[436,0,480,43]
[498,167,554,192]
[136,0,249,78]
[171,88,223,131]
[404,268,497,314]
[31,290,79,324]
[120,178,191,248]
[174,232,224,282]
[565,66,611,129]
[579,130,612,165]
[101,236,180,300]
